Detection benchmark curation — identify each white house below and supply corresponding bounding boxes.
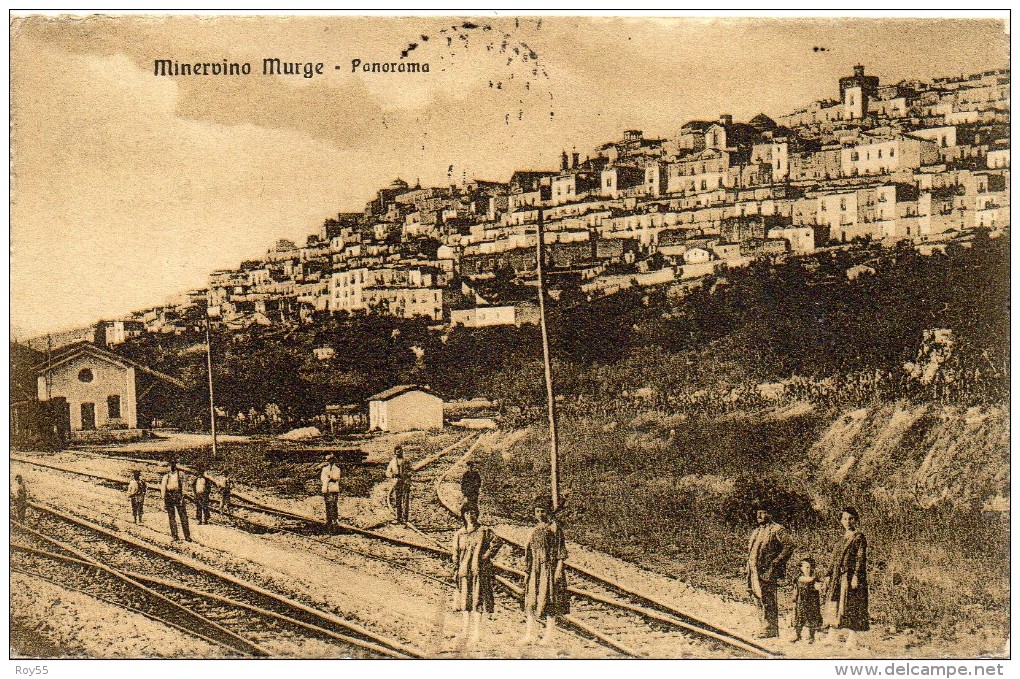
[683,247,712,265]
[36,342,184,432]
[368,385,444,432]
[451,306,516,328]
[840,135,940,177]
[767,226,816,254]
[987,148,1010,169]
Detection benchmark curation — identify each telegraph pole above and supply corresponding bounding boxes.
[45,334,53,400]
[205,319,219,459]
[535,208,560,511]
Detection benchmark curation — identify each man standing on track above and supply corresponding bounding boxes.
[746,501,794,638]
[127,470,146,523]
[320,453,342,529]
[460,460,482,514]
[160,459,192,542]
[386,445,412,525]
[220,473,233,516]
[194,467,212,525]
[11,474,28,522]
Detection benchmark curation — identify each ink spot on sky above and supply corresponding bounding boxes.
[398,18,558,150]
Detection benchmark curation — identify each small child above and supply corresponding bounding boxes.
[792,557,824,643]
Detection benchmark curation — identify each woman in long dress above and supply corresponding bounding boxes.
[522,495,569,645]
[827,506,869,646]
[452,504,503,644]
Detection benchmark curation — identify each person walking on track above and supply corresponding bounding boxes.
[127,470,147,524]
[522,495,569,645]
[320,454,342,529]
[386,445,412,525]
[160,459,192,542]
[194,468,212,525]
[452,503,504,646]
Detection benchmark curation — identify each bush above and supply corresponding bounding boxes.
[722,475,824,530]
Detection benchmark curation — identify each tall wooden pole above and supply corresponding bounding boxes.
[535,208,560,510]
[45,334,53,400]
[205,319,219,459]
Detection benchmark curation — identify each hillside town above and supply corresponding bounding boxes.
[10,22,1012,663]
[29,65,1010,344]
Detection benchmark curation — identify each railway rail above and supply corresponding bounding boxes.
[432,441,780,658]
[12,450,777,658]
[10,533,265,657]
[10,499,424,659]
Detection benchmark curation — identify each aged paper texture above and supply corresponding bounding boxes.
[8,12,1011,665]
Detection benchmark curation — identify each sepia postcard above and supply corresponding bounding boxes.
[8,10,1012,670]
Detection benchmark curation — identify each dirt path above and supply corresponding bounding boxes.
[10,452,606,659]
[388,431,1005,659]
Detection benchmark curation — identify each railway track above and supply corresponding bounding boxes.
[10,536,263,657]
[12,450,776,658]
[389,433,485,545]
[431,440,780,658]
[10,500,424,659]
[395,434,733,658]
[11,452,456,588]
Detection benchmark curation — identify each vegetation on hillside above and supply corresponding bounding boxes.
[112,233,1008,642]
[118,231,1007,432]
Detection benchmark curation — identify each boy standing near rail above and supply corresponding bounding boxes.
[320,454,342,529]
[386,445,412,525]
[452,503,504,646]
[126,470,146,523]
[11,474,28,522]
[194,468,212,525]
[792,557,824,643]
[460,460,482,514]
[160,459,192,542]
[220,473,233,516]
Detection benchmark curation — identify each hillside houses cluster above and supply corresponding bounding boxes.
[118,65,1010,334]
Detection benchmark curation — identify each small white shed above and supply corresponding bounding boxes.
[368,385,444,432]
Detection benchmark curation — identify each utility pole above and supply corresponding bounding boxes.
[205,319,219,459]
[535,208,560,511]
[45,334,53,400]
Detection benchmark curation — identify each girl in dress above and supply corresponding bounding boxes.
[522,495,569,645]
[452,503,504,645]
[827,507,869,648]
[792,557,824,643]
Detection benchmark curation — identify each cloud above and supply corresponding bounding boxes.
[9,15,1009,337]
[10,44,399,337]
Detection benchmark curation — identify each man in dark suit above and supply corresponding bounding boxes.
[746,501,795,638]
[460,460,482,513]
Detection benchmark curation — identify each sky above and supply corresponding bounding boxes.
[9,14,1009,339]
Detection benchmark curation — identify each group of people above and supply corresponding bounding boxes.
[448,452,567,646]
[379,446,567,647]
[323,447,869,650]
[130,459,233,542]
[746,503,869,645]
[450,495,569,647]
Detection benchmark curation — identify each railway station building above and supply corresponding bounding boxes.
[367,385,444,432]
[35,341,185,434]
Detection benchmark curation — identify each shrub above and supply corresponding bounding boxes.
[722,475,824,530]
